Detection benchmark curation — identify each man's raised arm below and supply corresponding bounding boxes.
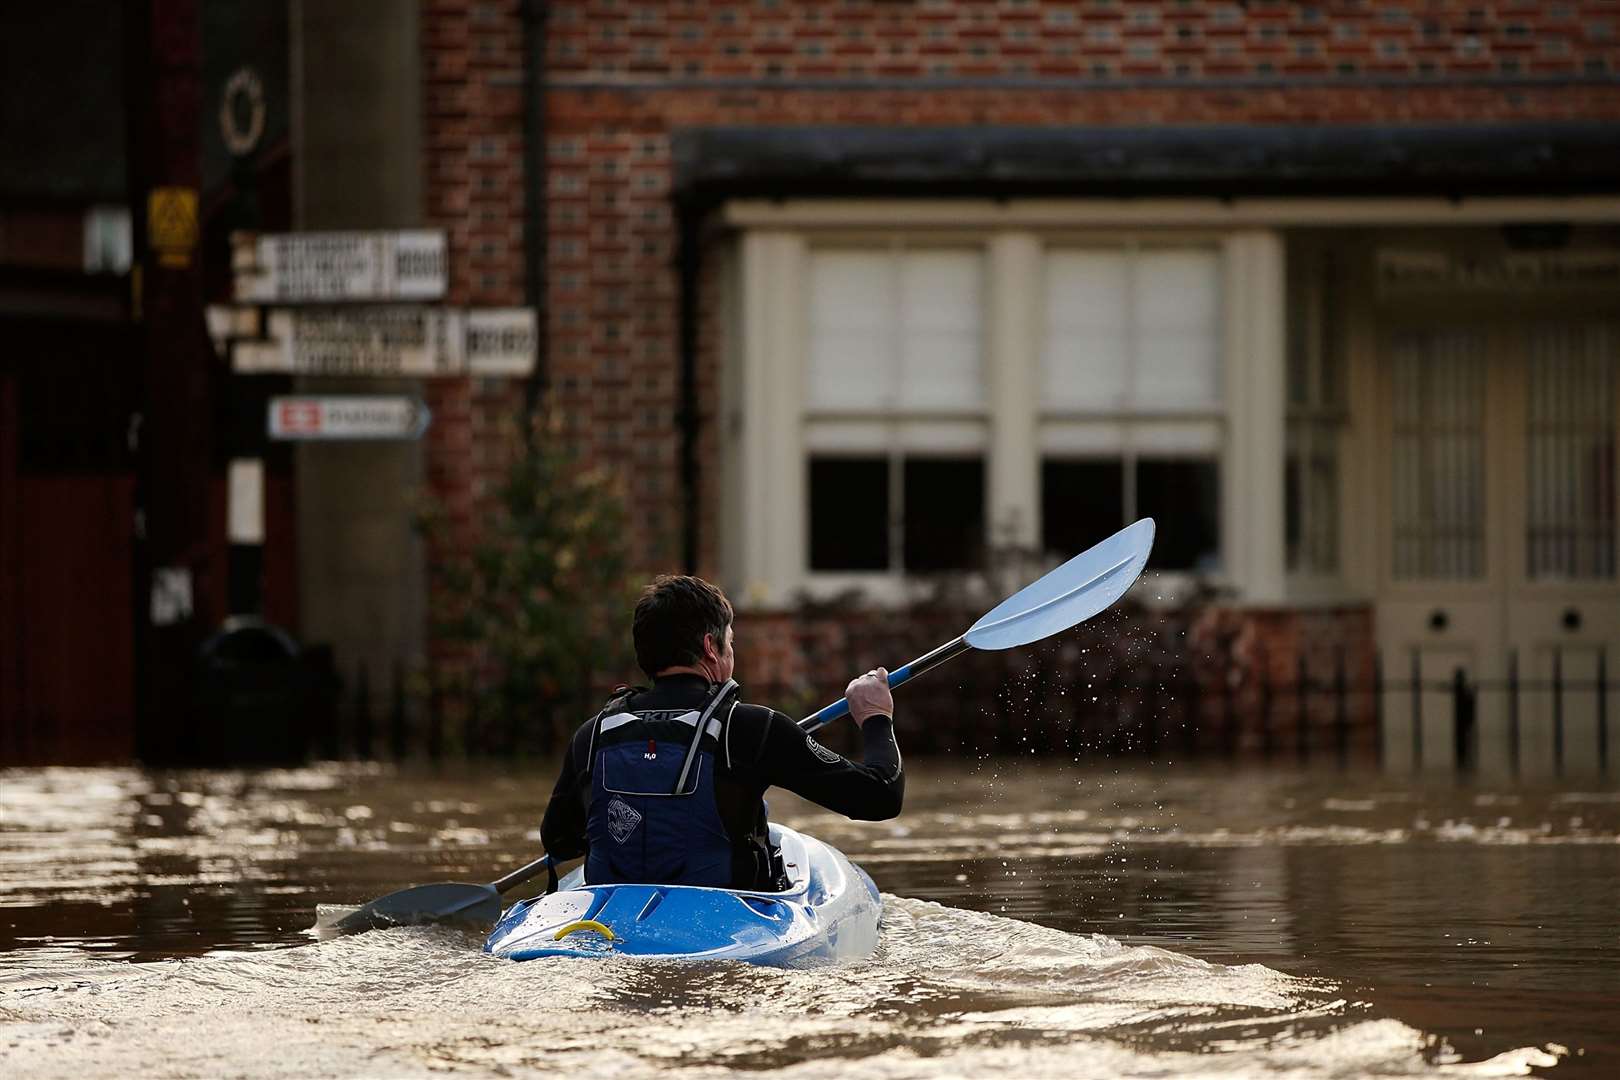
[751,669,904,821]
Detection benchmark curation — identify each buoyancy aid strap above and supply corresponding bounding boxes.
[585,685,640,776]
[672,678,738,795]
[722,696,741,771]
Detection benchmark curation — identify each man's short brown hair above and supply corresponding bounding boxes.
[632,575,733,678]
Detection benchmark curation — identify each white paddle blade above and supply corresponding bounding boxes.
[963,518,1155,651]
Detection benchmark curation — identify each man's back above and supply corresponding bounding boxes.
[541,672,903,890]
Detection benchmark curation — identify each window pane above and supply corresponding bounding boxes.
[903,457,984,571]
[1305,449,1339,574]
[1286,429,1340,576]
[1285,453,1303,564]
[810,457,889,570]
[1285,246,1345,578]
[1043,251,1128,410]
[898,251,983,412]
[1286,254,1312,409]
[1527,325,1617,580]
[1390,330,1486,580]
[1042,459,1124,558]
[807,251,894,411]
[1318,254,1344,411]
[1133,249,1221,409]
[1137,459,1220,572]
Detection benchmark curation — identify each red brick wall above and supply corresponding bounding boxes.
[735,602,1379,761]
[546,1,1618,84]
[546,127,683,564]
[421,0,531,678]
[1187,604,1379,758]
[421,0,528,519]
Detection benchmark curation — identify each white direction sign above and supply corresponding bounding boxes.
[268,396,432,441]
[460,307,539,376]
[232,307,536,378]
[233,230,447,303]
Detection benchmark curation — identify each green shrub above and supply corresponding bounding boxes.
[421,412,639,754]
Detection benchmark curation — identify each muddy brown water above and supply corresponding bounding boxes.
[1,759,1616,1078]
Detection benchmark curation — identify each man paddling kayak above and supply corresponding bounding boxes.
[540,575,903,891]
[335,521,1149,935]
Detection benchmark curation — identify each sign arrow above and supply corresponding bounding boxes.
[407,399,432,440]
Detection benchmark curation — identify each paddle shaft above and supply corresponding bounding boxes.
[799,637,971,734]
[491,853,554,894]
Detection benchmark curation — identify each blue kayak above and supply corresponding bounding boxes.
[483,825,881,967]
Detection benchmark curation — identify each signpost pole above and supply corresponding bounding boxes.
[127,0,215,763]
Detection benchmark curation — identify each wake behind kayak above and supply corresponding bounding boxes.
[484,824,881,966]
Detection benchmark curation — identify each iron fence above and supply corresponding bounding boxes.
[319,645,1612,776]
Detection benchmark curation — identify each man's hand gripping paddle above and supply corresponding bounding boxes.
[799,518,1156,733]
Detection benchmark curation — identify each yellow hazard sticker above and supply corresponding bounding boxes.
[148,187,198,268]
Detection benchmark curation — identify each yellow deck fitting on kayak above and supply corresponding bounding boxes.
[553,919,615,942]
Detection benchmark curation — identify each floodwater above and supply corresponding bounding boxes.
[1,759,1615,1079]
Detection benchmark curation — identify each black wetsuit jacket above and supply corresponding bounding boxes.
[540,673,904,889]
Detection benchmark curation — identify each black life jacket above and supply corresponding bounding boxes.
[584,678,739,887]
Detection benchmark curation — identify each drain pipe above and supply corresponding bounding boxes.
[676,195,702,573]
[521,0,549,422]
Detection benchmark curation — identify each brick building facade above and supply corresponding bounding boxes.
[401,1,1619,766]
[4,2,1616,765]
[424,0,1619,565]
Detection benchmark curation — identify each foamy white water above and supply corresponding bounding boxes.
[0,896,1563,1079]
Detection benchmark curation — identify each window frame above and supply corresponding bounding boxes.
[723,221,1288,608]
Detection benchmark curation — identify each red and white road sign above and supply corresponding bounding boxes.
[267,396,431,441]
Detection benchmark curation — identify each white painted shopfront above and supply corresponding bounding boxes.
[718,196,1619,774]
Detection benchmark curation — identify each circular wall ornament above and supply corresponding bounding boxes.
[220,67,266,157]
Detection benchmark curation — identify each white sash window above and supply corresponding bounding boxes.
[1040,246,1224,573]
[725,220,1284,605]
[804,246,988,574]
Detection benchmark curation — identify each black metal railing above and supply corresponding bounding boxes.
[315,645,1611,775]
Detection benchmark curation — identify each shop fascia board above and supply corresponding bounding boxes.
[723,196,1620,231]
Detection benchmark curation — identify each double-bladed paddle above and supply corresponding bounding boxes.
[798,517,1156,733]
[326,518,1153,933]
